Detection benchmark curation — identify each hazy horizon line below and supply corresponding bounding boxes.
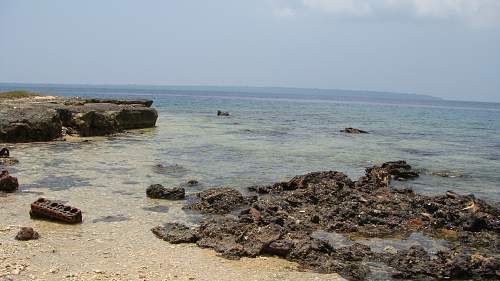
[2,81,498,104]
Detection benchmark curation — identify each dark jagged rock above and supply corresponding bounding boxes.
[146,184,185,200]
[381,160,420,180]
[0,148,9,157]
[341,127,368,134]
[0,148,18,166]
[217,110,230,116]
[151,223,198,243]
[0,96,158,142]
[153,162,499,280]
[187,179,199,186]
[184,187,245,214]
[15,227,39,241]
[0,170,19,192]
[388,246,500,280]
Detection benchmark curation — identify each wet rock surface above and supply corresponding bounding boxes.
[0,170,19,192]
[341,127,369,134]
[146,184,185,200]
[0,96,158,142]
[15,227,39,241]
[184,187,246,214]
[0,148,19,166]
[153,161,500,280]
[152,223,198,244]
[217,110,230,116]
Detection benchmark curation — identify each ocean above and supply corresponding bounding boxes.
[1,84,499,280]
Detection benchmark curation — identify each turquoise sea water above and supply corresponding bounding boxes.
[2,84,500,202]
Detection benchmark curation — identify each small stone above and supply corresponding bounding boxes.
[15,227,39,241]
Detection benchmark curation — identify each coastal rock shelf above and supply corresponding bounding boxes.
[152,161,499,281]
[0,95,158,142]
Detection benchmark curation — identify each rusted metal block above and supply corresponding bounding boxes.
[30,198,82,224]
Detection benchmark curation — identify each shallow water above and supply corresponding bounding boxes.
[1,85,500,280]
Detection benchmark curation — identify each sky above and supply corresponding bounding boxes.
[0,0,499,102]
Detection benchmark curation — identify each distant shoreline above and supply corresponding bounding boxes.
[0,82,439,101]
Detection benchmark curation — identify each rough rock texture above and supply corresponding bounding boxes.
[0,170,19,192]
[0,148,18,166]
[0,106,62,142]
[184,187,246,214]
[146,184,185,200]
[15,227,39,241]
[153,161,499,281]
[340,127,368,134]
[0,96,158,142]
[151,223,198,243]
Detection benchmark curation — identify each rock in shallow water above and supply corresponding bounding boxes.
[146,184,185,200]
[153,161,500,281]
[15,227,39,241]
[341,127,369,134]
[151,223,198,243]
[0,170,19,192]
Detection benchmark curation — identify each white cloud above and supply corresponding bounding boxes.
[295,0,500,27]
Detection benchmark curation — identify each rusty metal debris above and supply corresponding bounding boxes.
[30,198,82,224]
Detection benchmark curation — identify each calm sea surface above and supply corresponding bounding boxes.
[2,84,499,202]
[1,84,499,280]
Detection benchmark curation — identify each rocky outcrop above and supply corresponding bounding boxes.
[0,170,19,192]
[0,96,158,142]
[0,106,63,142]
[153,161,500,280]
[146,184,185,200]
[184,187,245,214]
[340,127,368,134]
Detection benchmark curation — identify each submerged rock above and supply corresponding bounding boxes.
[217,110,230,116]
[146,184,185,200]
[0,170,19,192]
[184,187,245,214]
[15,227,39,241]
[341,127,368,134]
[0,148,18,166]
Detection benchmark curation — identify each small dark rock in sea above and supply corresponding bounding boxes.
[0,170,19,192]
[151,223,198,244]
[341,127,369,134]
[153,161,500,281]
[152,163,188,175]
[92,215,130,223]
[187,179,199,186]
[15,227,39,241]
[146,184,185,200]
[380,160,420,180]
[217,110,230,116]
[0,148,10,157]
[184,187,245,214]
[430,170,465,178]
